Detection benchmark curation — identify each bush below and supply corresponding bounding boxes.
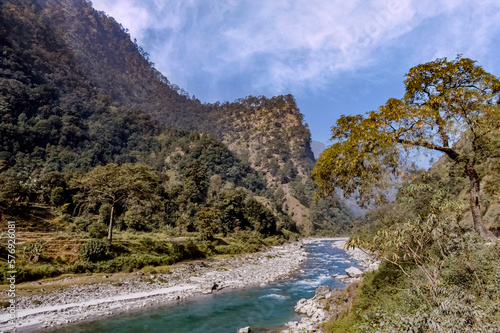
[281,228,299,241]
[180,240,205,260]
[67,261,96,274]
[2,264,62,283]
[141,265,158,275]
[215,244,244,255]
[22,239,46,263]
[50,187,65,206]
[73,215,93,232]
[88,222,108,239]
[79,239,108,262]
[95,254,172,273]
[124,205,152,231]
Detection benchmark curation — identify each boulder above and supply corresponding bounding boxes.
[365,262,379,272]
[345,267,363,278]
[315,285,331,297]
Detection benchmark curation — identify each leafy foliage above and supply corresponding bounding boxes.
[79,239,108,262]
[328,183,500,332]
[313,56,500,239]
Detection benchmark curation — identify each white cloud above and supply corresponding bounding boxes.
[91,0,500,94]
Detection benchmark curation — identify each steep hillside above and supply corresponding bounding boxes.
[0,0,352,234]
[37,0,211,131]
[212,95,314,183]
[210,95,320,233]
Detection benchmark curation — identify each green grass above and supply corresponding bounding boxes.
[0,231,290,284]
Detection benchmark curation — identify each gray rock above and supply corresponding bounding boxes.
[315,285,331,297]
[345,266,363,278]
[366,262,379,272]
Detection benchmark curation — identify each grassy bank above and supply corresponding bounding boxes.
[0,207,298,285]
[324,185,500,332]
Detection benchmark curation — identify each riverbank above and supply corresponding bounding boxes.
[282,238,379,333]
[0,240,308,332]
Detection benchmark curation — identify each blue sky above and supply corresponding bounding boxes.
[92,0,500,149]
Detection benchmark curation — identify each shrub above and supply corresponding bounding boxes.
[186,240,206,259]
[50,187,65,206]
[73,215,93,232]
[214,244,244,255]
[281,228,299,241]
[141,265,157,275]
[22,239,46,263]
[67,261,95,274]
[79,239,108,262]
[7,264,62,283]
[88,222,107,239]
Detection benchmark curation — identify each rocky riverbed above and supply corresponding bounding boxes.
[0,241,307,332]
[282,239,379,333]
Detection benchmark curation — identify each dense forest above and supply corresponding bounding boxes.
[0,0,352,283]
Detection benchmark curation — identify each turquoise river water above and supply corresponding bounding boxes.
[49,240,358,333]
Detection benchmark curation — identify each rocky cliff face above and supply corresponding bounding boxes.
[210,95,316,232]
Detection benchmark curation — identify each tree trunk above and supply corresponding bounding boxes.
[108,204,114,243]
[465,164,496,240]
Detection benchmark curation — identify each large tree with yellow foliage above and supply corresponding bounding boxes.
[312,57,500,239]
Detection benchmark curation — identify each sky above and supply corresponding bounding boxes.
[91,0,500,149]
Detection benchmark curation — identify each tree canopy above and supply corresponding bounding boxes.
[74,163,163,242]
[312,56,500,239]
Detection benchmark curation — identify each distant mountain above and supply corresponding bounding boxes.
[310,141,326,159]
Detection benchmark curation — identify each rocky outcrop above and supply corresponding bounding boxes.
[283,282,359,333]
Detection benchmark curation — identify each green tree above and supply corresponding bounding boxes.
[313,57,500,239]
[183,160,209,204]
[195,206,221,240]
[244,198,277,235]
[74,163,161,243]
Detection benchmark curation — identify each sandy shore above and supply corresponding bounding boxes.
[0,240,308,332]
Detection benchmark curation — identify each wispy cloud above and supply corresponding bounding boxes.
[92,0,500,95]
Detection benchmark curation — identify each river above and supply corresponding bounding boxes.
[48,239,359,333]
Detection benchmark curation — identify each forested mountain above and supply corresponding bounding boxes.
[0,0,352,235]
[0,0,352,282]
